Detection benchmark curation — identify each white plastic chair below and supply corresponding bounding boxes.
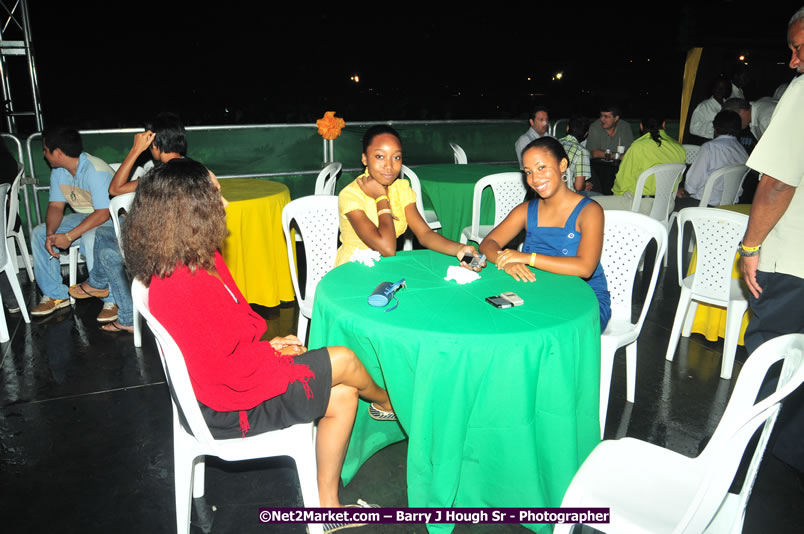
[400,165,441,250]
[131,279,323,534]
[555,333,804,534]
[6,164,34,281]
[109,162,148,181]
[665,208,749,380]
[313,162,343,196]
[109,192,142,347]
[459,172,527,245]
[281,195,339,345]
[698,164,749,208]
[682,143,701,165]
[449,142,468,164]
[0,183,31,340]
[669,164,750,261]
[628,162,684,268]
[599,211,667,438]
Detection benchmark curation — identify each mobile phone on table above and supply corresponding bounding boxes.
[462,253,486,269]
[500,291,524,306]
[486,295,512,309]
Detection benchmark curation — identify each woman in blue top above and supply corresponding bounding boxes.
[479,137,611,331]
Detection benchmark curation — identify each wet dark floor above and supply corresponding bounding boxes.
[1,240,802,534]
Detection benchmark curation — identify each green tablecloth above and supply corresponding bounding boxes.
[414,164,522,242]
[309,250,601,533]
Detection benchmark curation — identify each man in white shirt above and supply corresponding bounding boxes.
[722,96,778,142]
[677,110,748,206]
[689,77,732,139]
[739,6,804,480]
[514,106,549,167]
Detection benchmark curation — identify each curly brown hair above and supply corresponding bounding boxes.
[123,158,227,286]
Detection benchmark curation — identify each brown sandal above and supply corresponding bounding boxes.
[100,321,133,334]
[68,281,109,300]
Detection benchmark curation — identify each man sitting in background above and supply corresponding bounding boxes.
[690,77,732,140]
[586,104,634,159]
[31,127,113,317]
[722,96,778,145]
[558,115,593,194]
[676,110,748,209]
[68,113,187,332]
[515,106,550,166]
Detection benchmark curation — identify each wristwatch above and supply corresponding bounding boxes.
[737,241,761,257]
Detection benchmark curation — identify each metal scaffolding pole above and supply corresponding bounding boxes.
[0,0,43,136]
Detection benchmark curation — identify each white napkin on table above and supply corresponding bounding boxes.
[350,249,382,267]
[444,265,480,284]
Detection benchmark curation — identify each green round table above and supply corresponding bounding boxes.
[413,164,522,242]
[309,250,601,533]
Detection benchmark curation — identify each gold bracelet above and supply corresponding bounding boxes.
[375,195,389,204]
[529,253,536,267]
[65,232,73,242]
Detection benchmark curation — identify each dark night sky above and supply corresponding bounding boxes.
[17,2,803,130]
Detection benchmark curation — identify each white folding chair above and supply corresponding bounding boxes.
[449,142,468,164]
[0,183,30,339]
[628,162,684,268]
[665,208,749,380]
[400,165,441,250]
[313,162,343,196]
[555,333,804,534]
[697,164,749,208]
[6,164,34,281]
[599,211,667,438]
[281,195,339,345]
[131,279,322,534]
[109,192,142,347]
[459,172,527,246]
[682,143,701,165]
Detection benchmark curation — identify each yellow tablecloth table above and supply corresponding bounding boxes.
[689,204,752,345]
[218,179,294,307]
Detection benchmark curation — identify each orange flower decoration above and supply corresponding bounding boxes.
[316,111,346,140]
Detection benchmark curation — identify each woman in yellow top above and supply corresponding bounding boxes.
[335,125,482,267]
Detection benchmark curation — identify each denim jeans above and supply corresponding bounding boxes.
[32,214,111,300]
[86,224,133,326]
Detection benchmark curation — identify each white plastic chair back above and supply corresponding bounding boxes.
[602,211,667,332]
[682,143,700,165]
[7,164,34,281]
[630,162,685,224]
[698,164,749,207]
[463,172,527,243]
[313,162,342,196]
[598,211,667,437]
[0,182,31,340]
[556,333,804,534]
[109,163,147,181]
[682,333,804,533]
[131,279,322,534]
[449,142,468,164]
[109,193,135,260]
[676,207,748,301]
[400,166,441,248]
[281,195,339,343]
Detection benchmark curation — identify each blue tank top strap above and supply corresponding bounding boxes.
[564,197,592,230]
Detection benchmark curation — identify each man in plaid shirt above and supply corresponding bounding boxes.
[559,115,594,193]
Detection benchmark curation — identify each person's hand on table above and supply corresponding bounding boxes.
[497,249,536,282]
[270,335,307,356]
[740,255,762,299]
[456,244,485,271]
